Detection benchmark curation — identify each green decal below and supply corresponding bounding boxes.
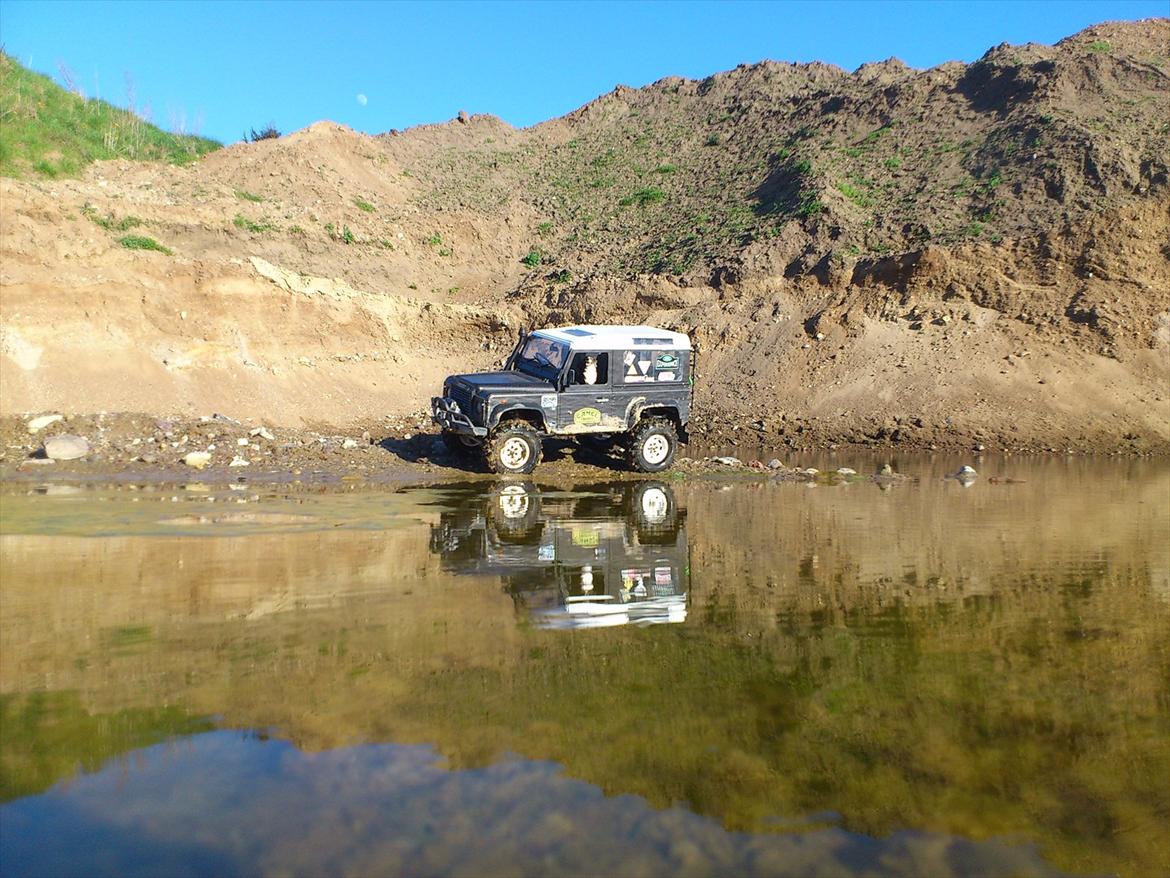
[655,353,679,369]
[574,407,602,426]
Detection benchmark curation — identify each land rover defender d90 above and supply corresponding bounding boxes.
[432,325,693,474]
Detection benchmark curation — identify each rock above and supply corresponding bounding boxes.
[237,438,250,446]
[711,456,741,466]
[836,467,857,475]
[954,465,977,479]
[878,463,894,476]
[229,456,250,467]
[974,443,986,452]
[803,468,819,476]
[342,438,359,449]
[27,414,64,433]
[43,435,90,460]
[183,451,212,469]
[250,427,275,441]
[457,110,470,124]
[767,459,783,469]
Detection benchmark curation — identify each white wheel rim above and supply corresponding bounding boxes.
[500,437,531,469]
[642,434,670,465]
[498,485,530,518]
[640,487,668,523]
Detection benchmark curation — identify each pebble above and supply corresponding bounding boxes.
[237,438,250,446]
[955,465,977,478]
[250,427,275,441]
[878,463,894,476]
[711,456,741,466]
[767,459,783,469]
[229,456,250,467]
[43,435,90,460]
[183,451,212,469]
[342,438,359,449]
[27,414,64,433]
[836,467,857,476]
[803,467,819,476]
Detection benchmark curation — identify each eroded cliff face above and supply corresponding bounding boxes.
[2,20,1167,451]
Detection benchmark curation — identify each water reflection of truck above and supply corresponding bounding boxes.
[429,482,688,629]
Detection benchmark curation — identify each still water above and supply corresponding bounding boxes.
[1,458,1167,877]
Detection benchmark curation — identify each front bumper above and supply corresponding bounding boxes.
[431,397,489,437]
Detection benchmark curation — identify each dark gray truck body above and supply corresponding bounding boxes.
[432,325,693,440]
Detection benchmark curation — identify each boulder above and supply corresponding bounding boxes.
[183,451,212,469]
[27,414,64,433]
[43,435,89,460]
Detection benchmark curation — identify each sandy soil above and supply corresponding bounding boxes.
[1,20,1167,454]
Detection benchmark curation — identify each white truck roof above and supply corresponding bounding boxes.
[535,325,691,351]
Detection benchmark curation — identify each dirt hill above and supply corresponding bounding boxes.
[1,20,1168,452]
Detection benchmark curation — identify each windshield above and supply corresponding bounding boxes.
[514,335,568,377]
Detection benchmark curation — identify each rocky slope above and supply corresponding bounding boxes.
[1,19,1167,452]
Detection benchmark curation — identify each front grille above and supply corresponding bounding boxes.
[449,382,475,415]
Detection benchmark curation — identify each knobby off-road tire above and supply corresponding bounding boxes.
[487,422,543,475]
[627,418,678,473]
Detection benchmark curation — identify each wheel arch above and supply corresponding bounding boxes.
[632,405,683,432]
[490,405,547,433]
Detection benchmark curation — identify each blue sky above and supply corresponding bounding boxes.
[2,0,1165,143]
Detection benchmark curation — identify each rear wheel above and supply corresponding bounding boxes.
[627,418,678,473]
[487,422,543,475]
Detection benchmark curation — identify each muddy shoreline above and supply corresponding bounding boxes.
[1,411,1163,490]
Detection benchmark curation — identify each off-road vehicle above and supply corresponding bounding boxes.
[432,325,693,474]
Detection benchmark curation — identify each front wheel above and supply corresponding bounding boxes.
[627,418,678,473]
[487,422,543,475]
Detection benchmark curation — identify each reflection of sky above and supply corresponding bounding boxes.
[1,731,1063,878]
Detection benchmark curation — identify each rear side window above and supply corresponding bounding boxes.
[619,349,685,384]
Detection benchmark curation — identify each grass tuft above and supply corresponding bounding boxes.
[118,235,172,255]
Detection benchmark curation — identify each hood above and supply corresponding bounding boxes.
[452,371,554,392]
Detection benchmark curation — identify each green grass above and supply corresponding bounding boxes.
[353,197,376,213]
[425,232,443,246]
[522,247,543,267]
[653,163,677,174]
[81,204,142,232]
[118,235,172,255]
[1088,40,1112,53]
[536,221,553,236]
[836,181,872,207]
[233,214,275,233]
[234,189,263,203]
[0,51,219,178]
[619,187,666,207]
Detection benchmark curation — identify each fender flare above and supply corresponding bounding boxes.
[489,404,548,432]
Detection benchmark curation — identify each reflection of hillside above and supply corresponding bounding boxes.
[1,471,1168,876]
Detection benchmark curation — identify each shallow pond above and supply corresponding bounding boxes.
[1,457,1167,877]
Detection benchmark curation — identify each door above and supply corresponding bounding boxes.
[557,352,615,432]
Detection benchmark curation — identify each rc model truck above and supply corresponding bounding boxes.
[432,325,693,474]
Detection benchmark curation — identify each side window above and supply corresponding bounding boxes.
[569,352,608,386]
[620,350,685,383]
